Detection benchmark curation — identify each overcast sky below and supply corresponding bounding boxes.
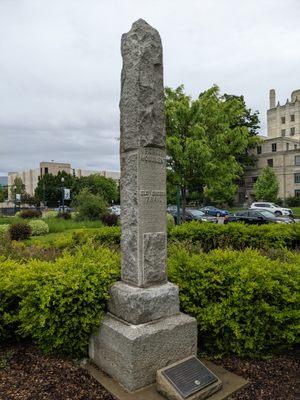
[0,0,299,175]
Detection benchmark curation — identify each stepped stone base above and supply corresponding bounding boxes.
[108,281,179,324]
[89,313,197,392]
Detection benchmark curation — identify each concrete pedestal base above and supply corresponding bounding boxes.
[89,313,197,392]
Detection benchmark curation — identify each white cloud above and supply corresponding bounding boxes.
[0,0,299,173]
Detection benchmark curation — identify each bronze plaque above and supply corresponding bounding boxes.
[162,357,218,398]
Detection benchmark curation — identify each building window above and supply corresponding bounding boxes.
[295,144,298,149]
[281,116,286,124]
[291,114,295,122]
[281,129,286,137]
[286,143,289,151]
[271,143,277,152]
[295,190,300,197]
[257,145,262,154]
[295,156,300,165]
[295,174,300,183]
[44,167,48,174]
[251,176,258,183]
[291,127,295,136]
[267,159,273,167]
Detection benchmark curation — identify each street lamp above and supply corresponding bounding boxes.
[61,177,65,213]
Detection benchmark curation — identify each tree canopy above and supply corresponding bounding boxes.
[253,167,279,202]
[35,171,119,207]
[165,85,260,213]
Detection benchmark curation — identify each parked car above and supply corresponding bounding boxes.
[109,205,121,216]
[224,209,295,225]
[199,206,229,217]
[168,207,218,224]
[54,205,72,212]
[250,202,293,217]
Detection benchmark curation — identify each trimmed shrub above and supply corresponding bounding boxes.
[100,213,119,226]
[29,220,49,236]
[167,212,175,228]
[0,244,120,355]
[169,221,300,251]
[168,245,300,358]
[74,188,107,221]
[0,224,9,240]
[286,196,300,207]
[9,222,32,241]
[42,211,58,219]
[19,209,42,219]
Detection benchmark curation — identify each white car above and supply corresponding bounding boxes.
[109,205,121,216]
[250,202,293,217]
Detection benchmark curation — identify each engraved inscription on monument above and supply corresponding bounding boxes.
[162,357,218,399]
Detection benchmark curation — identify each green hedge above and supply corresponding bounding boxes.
[29,220,49,236]
[169,221,300,251]
[1,240,299,358]
[0,244,120,355]
[168,245,300,358]
[65,222,300,251]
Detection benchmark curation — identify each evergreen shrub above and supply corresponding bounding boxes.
[42,211,58,219]
[9,222,32,241]
[0,224,9,240]
[0,244,120,355]
[29,220,49,236]
[19,209,42,219]
[169,221,299,251]
[100,213,119,226]
[168,245,300,358]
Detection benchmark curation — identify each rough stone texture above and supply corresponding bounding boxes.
[108,282,179,325]
[89,19,199,393]
[156,357,222,400]
[120,19,165,152]
[89,313,197,392]
[120,19,167,288]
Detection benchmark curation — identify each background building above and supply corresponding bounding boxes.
[238,89,300,203]
[8,162,120,199]
[0,176,8,187]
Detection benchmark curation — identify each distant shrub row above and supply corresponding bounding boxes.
[0,244,298,358]
[169,221,300,251]
[67,222,300,251]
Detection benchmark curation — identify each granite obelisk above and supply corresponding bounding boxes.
[89,19,197,392]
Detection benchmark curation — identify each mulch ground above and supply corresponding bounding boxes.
[0,343,299,400]
[217,350,300,400]
[0,343,116,400]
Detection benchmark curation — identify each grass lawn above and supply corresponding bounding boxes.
[0,216,103,232]
[45,219,103,233]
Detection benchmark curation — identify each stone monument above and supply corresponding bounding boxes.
[89,19,197,392]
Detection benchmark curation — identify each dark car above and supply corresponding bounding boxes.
[199,206,229,217]
[224,209,295,225]
[168,207,218,224]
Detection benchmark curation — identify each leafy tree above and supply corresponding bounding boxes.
[253,167,279,202]
[74,174,118,204]
[10,177,25,199]
[165,85,260,217]
[35,171,76,207]
[73,188,107,220]
[21,193,38,206]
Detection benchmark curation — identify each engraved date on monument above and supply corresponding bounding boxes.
[139,148,166,165]
[140,190,166,203]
